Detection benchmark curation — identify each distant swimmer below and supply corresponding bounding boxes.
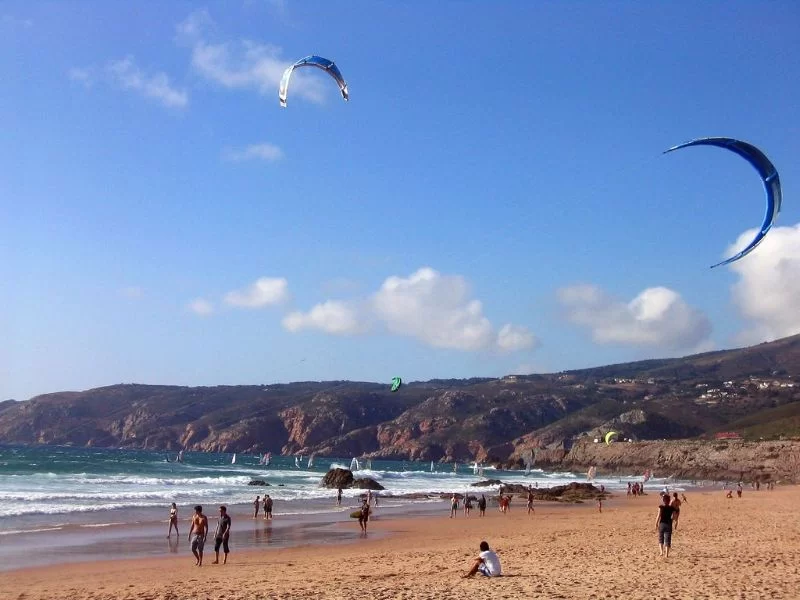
[188,505,209,566]
[462,541,502,578]
[167,502,179,538]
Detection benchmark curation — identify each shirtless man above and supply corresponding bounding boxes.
[671,492,682,530]
[188,505,209,566]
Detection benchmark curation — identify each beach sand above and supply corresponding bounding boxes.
[4,486,800,600]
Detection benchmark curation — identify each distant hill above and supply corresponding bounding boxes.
[1,334,799,466]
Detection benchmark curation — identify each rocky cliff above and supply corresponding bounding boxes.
[1,334,799,481]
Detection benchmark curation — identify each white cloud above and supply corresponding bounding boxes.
[283,267,536,353]
[729,224,800,344]
[188,298,214,316]
[497,324,538,352]
[558,284,711,350]
[176,9,213,40]
[224,277,289,308]
[107,56,188,108]
[223,143,283,162]
[283,301,366,335]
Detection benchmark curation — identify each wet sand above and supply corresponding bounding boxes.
[3,486,799,599]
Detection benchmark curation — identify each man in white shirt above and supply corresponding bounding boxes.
[463,541,502,577]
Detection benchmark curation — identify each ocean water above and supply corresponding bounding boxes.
[0,445,676,571]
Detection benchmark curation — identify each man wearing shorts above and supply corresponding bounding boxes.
[188,505,209,566]
[264,495,273,520]
[213,505,231,565]
[656,494,676,558]
[463,541,502,577]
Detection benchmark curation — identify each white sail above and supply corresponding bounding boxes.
[231,453,236,464]
[350,457,360,471]
[430,461,434,473]
[308,453,316,468]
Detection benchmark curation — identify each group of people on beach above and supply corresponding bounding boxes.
[449,493,488,517]
[253,495,274,520]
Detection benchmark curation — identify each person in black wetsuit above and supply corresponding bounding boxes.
[656,494,676,558]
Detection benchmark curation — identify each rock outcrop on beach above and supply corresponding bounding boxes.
[321,468,354,489]
[1,334,800,480]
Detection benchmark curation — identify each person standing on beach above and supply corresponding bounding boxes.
[462,541,502,578]
[358,500,370,533]
[253,496,261,519]
[671,492,682,530]
[337,487,343,506]
[656,495,676,558]
[265,495,273,520]
[478,494,487,517]
[188,505,209,566]
[450,494,459,518]
[212,505,231,565]
[167,502,179,538]
[527,487,535,515]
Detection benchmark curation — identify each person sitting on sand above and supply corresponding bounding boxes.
[188,505,209,566]
[726,490,733,499]
[167,502,179,538]
[212,505,231,565]
[463,541,502,578]
[656,494,676,559]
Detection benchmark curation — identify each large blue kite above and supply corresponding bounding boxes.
[279,55,349,108]
[665,137,782,268]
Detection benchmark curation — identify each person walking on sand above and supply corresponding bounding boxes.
[464,494,472,516]
[737,482,743,498]
[358,500,370,533]
[212,505,231,565]
[188,505,209,566]
[671,492,682,530]
[656,494,676,559]
[253,496,261,519]
[167,502,179,538]
[463,541,502,578]
[527,486,535,515]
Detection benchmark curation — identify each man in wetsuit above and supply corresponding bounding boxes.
[188,505,209,566]
[212,505,232,565]
[656,494,676,558]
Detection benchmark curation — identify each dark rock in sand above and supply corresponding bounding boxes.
[321,468,354,489]
[471,479,502,487]
[351,477,385,490]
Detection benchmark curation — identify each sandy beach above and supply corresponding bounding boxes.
[4,486,800,600]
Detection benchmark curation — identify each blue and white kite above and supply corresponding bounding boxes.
[279,55,349,108]
[665,137,782,268]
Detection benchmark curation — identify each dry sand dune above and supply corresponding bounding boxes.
[4,487,800,600]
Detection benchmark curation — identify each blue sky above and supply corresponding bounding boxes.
[1,1,799,401]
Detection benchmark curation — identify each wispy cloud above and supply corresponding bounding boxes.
[177,10,326,105]
[223,143,283,162]
[557,284,711,350]
[68,67,95,87]
[107,57,188,108]
[188,298,214,316]
[70,57,188,109]
[2,15,33,28]
[283,267,537,353]
[224,277,290,308]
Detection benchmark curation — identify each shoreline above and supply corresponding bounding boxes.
[4,486,799,599]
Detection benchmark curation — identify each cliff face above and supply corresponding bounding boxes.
[1,334,800,479]
[531,438,800,482]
